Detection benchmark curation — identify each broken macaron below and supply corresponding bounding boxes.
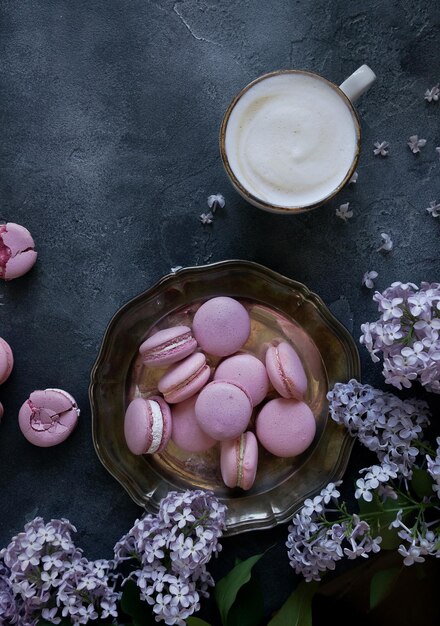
[18,388,80,447]
[0,337,14,384]
[0,223,37,280]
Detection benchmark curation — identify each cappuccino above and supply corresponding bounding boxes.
[224,72,358,209]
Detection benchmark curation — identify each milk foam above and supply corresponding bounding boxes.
[225,73,358,208]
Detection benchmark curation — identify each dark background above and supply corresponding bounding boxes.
[1,0,439,623]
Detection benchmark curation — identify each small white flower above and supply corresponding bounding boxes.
[207,193,225,211]
[426,201,440,218]
[362,271,378,289]
[349,171,358,184]
[373,141,390,156]
[424,84,440,102]
[336,202,353,221]
[199,212,214,225]
[408,135,427,154]
[302,496,324,516]
[377,232,393,252]
[355,478,373,501]
[398,543,425,566]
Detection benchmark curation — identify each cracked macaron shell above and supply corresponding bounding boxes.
[171,395,217,453]
[221,431,258,490]
[265,341,308,400]
[0,223,37,281]
[139,325,197,367]
[256,398,316,457]
[124,396,172,455]
[0,337,14,384]
[158,352,211,404]
[192,297,251,357]
[195,379,253,441]
[18,388,80,447]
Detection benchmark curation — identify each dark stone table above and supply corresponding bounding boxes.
[1,1,439,623]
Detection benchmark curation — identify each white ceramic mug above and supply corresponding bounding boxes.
[220,65,376,214]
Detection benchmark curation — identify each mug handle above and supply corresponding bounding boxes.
[339,64,376,103]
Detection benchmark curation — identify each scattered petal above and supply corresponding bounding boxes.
[207,194,225,212]
[424,84,439,102]
[335,202,353,222]
[436,147,440,159]
[170,266,183,273]
[362,271,378,289]
[377,233,393,252]
[408,135,427,154]
[426,201,440,218]
[349,171,358,184]
[199,212,214,225]
[373,141,390,157]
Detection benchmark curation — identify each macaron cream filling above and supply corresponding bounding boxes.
[236,434,246,488]
[275,345,297,397]
[145,333,192,357]
[147,400,164,453]
[163,362,209,395]
[0,226,11,275]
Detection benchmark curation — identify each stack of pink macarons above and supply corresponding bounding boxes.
[124,296,316,492]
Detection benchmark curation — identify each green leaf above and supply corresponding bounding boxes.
[411,467,434,499]
[186,618,213,626]
[227,573,265,626]
[369,567,400,610]
[214,554,263,626]
[120,580,154,626]
[268,581,319,626]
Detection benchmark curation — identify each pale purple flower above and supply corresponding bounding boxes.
[424,84,439,102]
[426,201,440,217]
[355,478,373,502]
[362,271,378,289]
[349,171,358,184]
[335,202,353,221]
[199,212,213,225]
[328,380,430,477]
[115,490,226,625]
[408,135,427,154]
[377,232,393,252]
[207,194,225,211]
[373,141,389,156]
[360,282,440,393]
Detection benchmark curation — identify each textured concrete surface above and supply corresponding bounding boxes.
[1,0,439,621]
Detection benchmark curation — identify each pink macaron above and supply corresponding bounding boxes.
[193,297,251,357]
[158,352,210,404]
[220,431,258,491]
[0,401,4,421]
[139,326,197,368]
[18,388,80,447]
[256,398,316,458]
[265,341,308,400]
[0,223,37,280]
[124,396,171,455]
[214,353,269,406]
[171,395,217,453]
[0,338,14,384]
[195,380,252,441]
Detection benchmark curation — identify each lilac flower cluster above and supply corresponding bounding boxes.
[286,481,382,581]
[360,282,440,393]
[114,490,226,626]
[354,462,398,502]
[328,380,430,478]
[427,437,440,498]
[0,517,119,625]
[392,512,440,566]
